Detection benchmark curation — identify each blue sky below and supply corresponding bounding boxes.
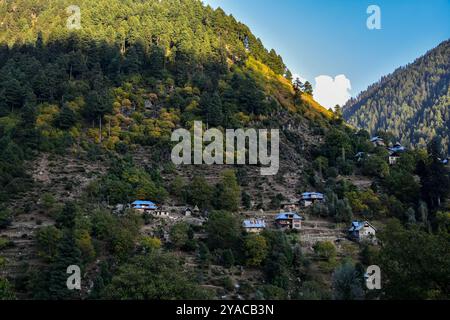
[203,0,450,108]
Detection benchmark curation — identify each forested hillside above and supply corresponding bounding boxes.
[0,0,334,300]
[344,40,450,151]
[0,0,290,76]
[0,0,331,203]
[0,0,449,301]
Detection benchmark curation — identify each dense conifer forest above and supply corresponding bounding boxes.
[344,40,450,152]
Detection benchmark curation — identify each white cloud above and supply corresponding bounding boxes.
[314,74,352,110]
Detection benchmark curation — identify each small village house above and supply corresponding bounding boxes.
[370,136,385,147]
[389,142,406,153]
[348,221,377,242]
[388,143,406,165]
[184,207,193,216]
[300,192,324,207]
[131,200,157,213]
[183,206,200,216]
[388,151,401,165]
[357,140,407,166]
[193,205,200,215]
[280,199,300,212]
[131,201,170,218]
[242,219,266,233]
[275,212,303,230]
[153,209,170,218]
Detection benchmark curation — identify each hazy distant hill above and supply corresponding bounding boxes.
[344,40,450,151]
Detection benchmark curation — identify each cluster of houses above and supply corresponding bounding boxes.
[129,190,376,243]
[129,200,204,218]
[355,136,408,165]
[129,191,325,220]
[243,215,376,243]
[370,136,407,165]
[368,136,450,166]
[242,212,303,233]
[242,192,376,243]
[243,216,376,244]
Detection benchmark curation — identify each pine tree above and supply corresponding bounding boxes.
[215,170,241,212]
[0,77,23,112]
[198,242,211,267]
[56,105,77,129]
[201,92,223,127]
[332,262,364,300]
[47,231,82,299]
[304,81,313,96]
[148,45,165,76]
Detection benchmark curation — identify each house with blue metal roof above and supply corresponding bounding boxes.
[389,143,406,153]
[300,192,325,207]
[131,200,157,212]
[275,212,303,230]
[370,136,385,147]
[388,143,407,165]
[242,219,266,233]
[348,221,377,242]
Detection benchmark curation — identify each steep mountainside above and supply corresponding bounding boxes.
[344,40,450,151]
[0,0,335,299]
[0,0,332,203]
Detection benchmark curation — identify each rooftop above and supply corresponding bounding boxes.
[276,212,303,221]
[131,200,157,209]
[349,221,376,232]
[301,192,324,200]
[243,219,266,229]
[132,200,156,205]
[389,145,406,153]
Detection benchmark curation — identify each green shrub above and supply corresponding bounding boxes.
[313,241,337,261]
[0,209,12,229]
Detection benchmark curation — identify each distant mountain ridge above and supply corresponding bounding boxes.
[344,40,450,151]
